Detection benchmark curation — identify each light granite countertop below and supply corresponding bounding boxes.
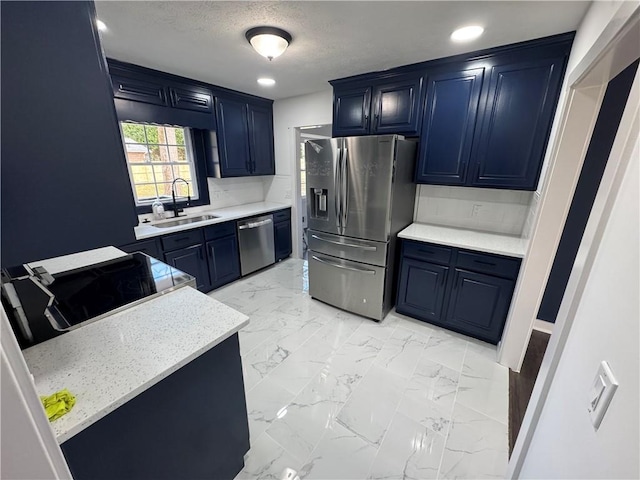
[135,201,290,240]
[398,223,528,258]
[26,246,128,275]
[22,286,249,444]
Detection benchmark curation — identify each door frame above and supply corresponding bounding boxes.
[293,125,332,259]
[498,1,640,371]
[507,4,640,477]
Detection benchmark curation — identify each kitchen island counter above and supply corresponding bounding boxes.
[22,286,249,444]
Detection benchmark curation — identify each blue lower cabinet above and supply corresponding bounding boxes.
[164,244,210,291]
[396,258,449,323]
[206,235,241,289]
[445,269,515,344]
[274,220,292,261]
[396,240,520,344]
[61,334,249,480]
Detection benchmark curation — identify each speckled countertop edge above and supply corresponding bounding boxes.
[22,287,249,444]
[398,223,528,258]
[135,201,290,240]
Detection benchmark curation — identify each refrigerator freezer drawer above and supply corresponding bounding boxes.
[308,230,388,267]
[309,251,387,321]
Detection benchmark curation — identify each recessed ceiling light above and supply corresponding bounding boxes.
[257,78,276,86]
[451,25,484,42]
[96,19,107,32]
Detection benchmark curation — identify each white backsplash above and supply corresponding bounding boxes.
[414,185,533,236]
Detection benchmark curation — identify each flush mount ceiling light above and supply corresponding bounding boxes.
[257,78,276,86]
[246,26,292,61]
[451,25,484,42]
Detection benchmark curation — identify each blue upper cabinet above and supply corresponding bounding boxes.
[469,56,566,189]
[332,85,372,136]
[416,68,484,185]
[216,97,252,176]
[106,60,274,177]
[248,103,276,176]
[330,33,573,190]
[371,75,424,135]
[331,73,424,137]
[215,96,275,177]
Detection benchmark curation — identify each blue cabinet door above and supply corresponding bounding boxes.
[215,97,251,176]
[445,269,514,344]
[396,258,449,323]
[371,75,424,136]
[274,220,292,262]
[248,103,275,175]
[164,244,210,291]
[416,68,484,184]
[206,235,241,289]
[333,85,372,136]
[469,57,565,189]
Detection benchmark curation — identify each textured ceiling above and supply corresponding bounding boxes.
[95,1,590,100]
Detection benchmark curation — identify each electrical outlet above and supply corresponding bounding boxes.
[472,204,483,217]
[212,191,221,201]
[284,189,292,200]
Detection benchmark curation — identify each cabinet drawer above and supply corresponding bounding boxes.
[161,229,203,251]
[402,240,452,266]
[456,250,521,279]
[273,208,291,222]
[204,221,236,241]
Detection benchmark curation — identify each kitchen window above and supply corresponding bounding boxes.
[120,122,200,206]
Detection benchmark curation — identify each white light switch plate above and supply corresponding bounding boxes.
[588,361,618,430]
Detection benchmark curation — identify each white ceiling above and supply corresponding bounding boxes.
[95,1,590,101]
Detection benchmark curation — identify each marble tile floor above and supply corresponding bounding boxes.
[208,259,509,480]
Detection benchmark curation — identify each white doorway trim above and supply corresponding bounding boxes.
[292,125,332,259]
[507,4,640,476]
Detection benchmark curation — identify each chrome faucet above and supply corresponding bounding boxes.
[171,177,191,218]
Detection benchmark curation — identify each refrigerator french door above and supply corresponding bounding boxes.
[305,135,416,320]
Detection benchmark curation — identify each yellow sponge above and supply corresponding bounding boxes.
[40,389,76,422]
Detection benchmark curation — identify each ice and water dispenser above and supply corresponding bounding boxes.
[310,188,328,220]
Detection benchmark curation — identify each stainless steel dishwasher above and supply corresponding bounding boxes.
[237,214,275,276]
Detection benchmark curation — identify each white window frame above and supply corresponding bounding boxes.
[119,122,200,206]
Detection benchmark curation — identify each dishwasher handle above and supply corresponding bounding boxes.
[238,218,273,230]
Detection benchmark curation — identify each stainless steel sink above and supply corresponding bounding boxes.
[153,214,219,228]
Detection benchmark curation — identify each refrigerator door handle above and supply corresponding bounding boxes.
[341,145,349,232]
[310,234,377,251]
[335,143,343,230]
[311,255,376,275]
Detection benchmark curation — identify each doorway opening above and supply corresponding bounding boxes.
[294,124,331,260]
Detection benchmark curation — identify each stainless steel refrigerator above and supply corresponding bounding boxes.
[305,135,416,321]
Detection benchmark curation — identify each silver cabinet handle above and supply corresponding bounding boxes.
[311,255,376,275]
[311,234,377,251]
[238,218,272,230]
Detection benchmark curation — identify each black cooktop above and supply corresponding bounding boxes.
[2,253,194,348]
